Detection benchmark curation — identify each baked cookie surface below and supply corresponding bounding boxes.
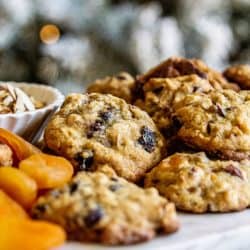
[224,64,250,89]
[171,89,250,160]
[136,57,239,92]
[87,72,135,103]
[145,152,250,213]
[32,172,179,245]
[134,74,213,136]
[44,93,165,182]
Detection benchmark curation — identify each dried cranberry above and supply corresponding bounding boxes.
[84,207,104,227]
[138,126,156,153]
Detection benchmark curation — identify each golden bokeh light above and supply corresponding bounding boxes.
[40,24,60,45]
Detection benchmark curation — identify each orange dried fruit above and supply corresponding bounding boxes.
[0,128,40,161]
[0,190,28,218]
[0,218,66,250]
[19,153,74,189]
[0,167,37,208]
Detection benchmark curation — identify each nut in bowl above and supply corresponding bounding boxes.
[0,82,64,140]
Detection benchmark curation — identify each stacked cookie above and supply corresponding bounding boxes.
[32,57,250,245]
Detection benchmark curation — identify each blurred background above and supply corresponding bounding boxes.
[0,0,249,94]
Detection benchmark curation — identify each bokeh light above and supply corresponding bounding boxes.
[39,24,60,44]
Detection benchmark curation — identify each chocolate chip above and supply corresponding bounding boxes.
[84,207,104,227]
[216,104,226,117]
[69,182,79,194]
[109,184,121,192]
[224,164,244,179]
[111,177,118,182]
[75,154,94,171]
[138,126,156,153]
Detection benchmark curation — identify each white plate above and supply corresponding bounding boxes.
[59,210,250,250]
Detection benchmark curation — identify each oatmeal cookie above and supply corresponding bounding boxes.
[135,57,239,97]
[44,93,165,182]
[87,72,135,103]
[32,172,179,245]
[145,152,250,213]
[134,74,213,136]
[224,64,250,89]
[171,89,250,160]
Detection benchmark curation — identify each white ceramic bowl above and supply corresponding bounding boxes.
[0,82,64,139]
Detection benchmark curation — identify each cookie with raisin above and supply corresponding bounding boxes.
[136,57,239,93]
[145,152,250,213]
[134,74,213,137]
[224,64,250,89]
[87,72,135,103]
[44,93,165,182]
[171,89,250,160]
[32,172,179,245]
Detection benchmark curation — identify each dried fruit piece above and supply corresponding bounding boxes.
[0,128,40,161]
[19,153,74,189]
[224,164,244,180]
[138,126,156,153]
[0,167,37,208]
[0,190,28,218]
[0,218,66,250]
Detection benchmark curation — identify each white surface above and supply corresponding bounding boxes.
[0,82,64,138]
[59,210,250,250]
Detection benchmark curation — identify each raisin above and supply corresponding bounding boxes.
[207,122,212,134]
[216,104,226,117]
[152,86,164,95]
[75,154,94,171]
[87,120,105,138]
[84,207,104,227]
[194,70,207,79]
[109,184,121,192]
[35,204,47,213]
[162,116,182,139]
[69,182,79,194]
[224,164,244,180]
[133,81,144,100]
[138,126,156,153]
[116,75,126,80]
[99,109,113,122]
[192,86,200,92]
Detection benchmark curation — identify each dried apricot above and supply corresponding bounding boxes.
[0,218,66,250]
[0,128,40,161]
[0,167,37,208]
[19,153,74,189]
[0,190,28,218]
